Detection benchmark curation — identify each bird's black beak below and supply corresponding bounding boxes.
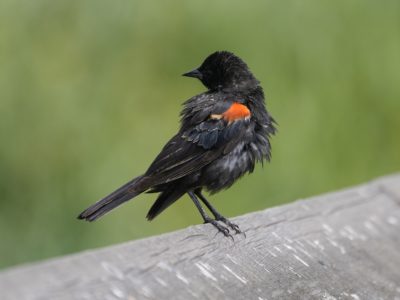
[182,68,202,79]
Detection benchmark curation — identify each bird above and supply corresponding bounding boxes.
[78,51,276,237]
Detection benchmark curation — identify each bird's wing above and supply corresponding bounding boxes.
[137,100,252,189]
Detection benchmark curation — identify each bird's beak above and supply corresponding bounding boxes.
[182,68,202,79]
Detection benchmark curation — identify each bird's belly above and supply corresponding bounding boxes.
[201,142,254,193]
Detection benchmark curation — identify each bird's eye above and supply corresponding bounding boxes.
[203,70,212,77]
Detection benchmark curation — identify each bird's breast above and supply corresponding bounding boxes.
[201,142,255,193]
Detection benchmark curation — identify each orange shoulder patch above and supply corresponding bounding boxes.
[221,102,251,123]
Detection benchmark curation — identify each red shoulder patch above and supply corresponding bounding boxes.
[221,102,251,122]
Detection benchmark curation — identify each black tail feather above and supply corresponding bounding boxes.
[78,175,144,221]
[146,188,185,221]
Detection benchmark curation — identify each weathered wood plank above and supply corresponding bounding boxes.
[1,174,400,300]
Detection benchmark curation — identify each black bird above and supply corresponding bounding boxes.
[78,51,276,237]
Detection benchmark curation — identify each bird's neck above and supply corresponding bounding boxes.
[219,82,260,94]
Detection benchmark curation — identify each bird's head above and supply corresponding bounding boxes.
[183,51,259,91]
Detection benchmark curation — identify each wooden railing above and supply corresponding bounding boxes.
[1,174,400,300]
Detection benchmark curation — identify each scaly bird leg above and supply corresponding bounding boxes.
[187,191,233,239]
[195,190,242,235]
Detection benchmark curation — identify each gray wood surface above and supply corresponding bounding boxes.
[1,174,400,300]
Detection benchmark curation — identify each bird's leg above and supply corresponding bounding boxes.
[195,190,242,235]
[187,191,232,238]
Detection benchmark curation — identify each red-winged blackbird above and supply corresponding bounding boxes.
[78,51,276,237]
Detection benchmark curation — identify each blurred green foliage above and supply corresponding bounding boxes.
[0,0,399,269]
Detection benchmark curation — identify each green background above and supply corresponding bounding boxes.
[1,0,399,269]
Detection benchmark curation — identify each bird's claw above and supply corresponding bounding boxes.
[217,217,245,237]
[205,218,234,240]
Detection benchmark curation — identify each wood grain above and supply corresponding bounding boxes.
[1,174,400,300]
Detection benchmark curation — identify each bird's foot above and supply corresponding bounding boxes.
[217,217,244,237]
[204,218,233,240]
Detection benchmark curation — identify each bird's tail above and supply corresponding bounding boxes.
[78,175,145,222]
